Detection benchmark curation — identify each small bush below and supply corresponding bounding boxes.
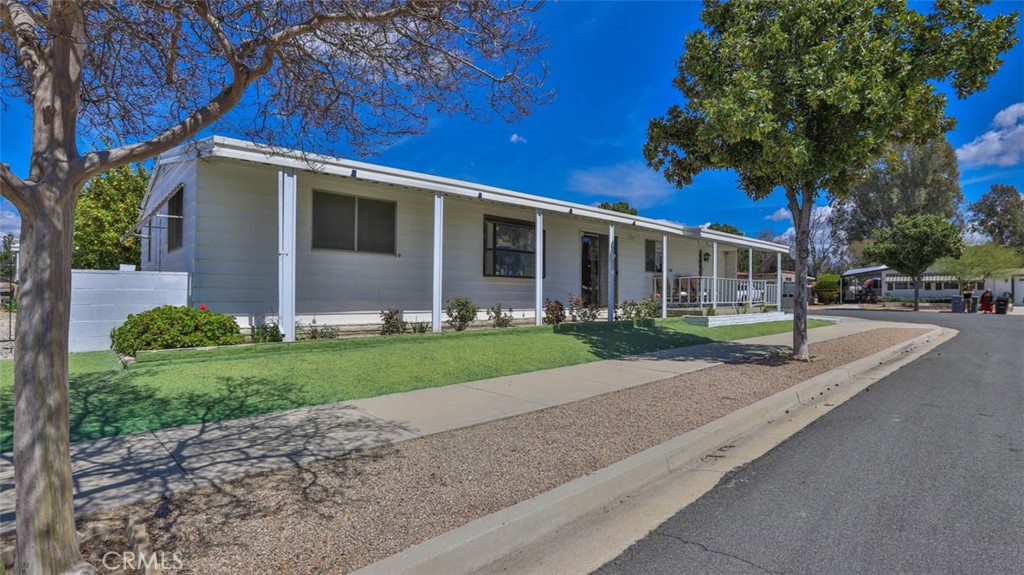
[2,298,15,312]
[410,321,430,333]
[380,308,406,335]
[487,303,514,328]
[637,295,662,319]
[296,319,338,340]
[704,304,717,317]
[814,273,841,304]
[251,320,283,343]
[445,296,479,331]
[618,300,639,320]
[568,293,599,322]
[543,299,566,325]
[111,305,243,356]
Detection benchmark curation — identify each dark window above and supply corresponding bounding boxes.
[312,191,396,254]
[483,216,543,278]
[167,188,183,251]
[645,239,662,273]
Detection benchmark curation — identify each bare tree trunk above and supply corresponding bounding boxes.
[788,185,814,361]
[913,279,921,312]
[13,187,94,575]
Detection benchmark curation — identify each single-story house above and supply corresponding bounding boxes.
[134,136,790,341]
[841,265,1024,304]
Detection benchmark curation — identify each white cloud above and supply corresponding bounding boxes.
[765,207,790,222]
[956,102,1024,167]
[0,207,21,238]
[567,162,677,209]
[509,133,527,145]
[963,229,990,246]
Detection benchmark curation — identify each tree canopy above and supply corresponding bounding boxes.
[643,0,1016,358]
[968,184,1024,248]
[598,201,639,215]
[830,138,963,243]
[863,214,964,310]
[936,242,1024,289]
[72,163,148,270]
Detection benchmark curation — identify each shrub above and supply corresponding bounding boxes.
[445,296,479,331]
[487,303,514,328]
[567,293,599,322]
[618,300,639,320]
[2,298,15,312]
[814,273,841,304]
[296,319,338,340]
[111,304,243,355]
[637,295,662,319]
[410,321,430,333]
[704,304,717,317]
[251,320,283,343]
[543,298,566,325]
[380,308,406,335]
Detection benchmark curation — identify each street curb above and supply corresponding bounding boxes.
[352,325,949,575]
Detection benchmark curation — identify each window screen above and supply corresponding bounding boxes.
[312,192,356,251]
[167,188,183,251]
[357,197,397,254]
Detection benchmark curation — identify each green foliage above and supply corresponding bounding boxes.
[968,184,1024,248]
[637,295,662,320]
[73,163,149,269]
[410,322,430,334]
[487,303,514,328]
[814,273,841,303]
[111,305,243,355]
[296,319,338,340]
[864,214,963,310]
[543,298,566,325]
[0,233,15,280]
[598,201,638,215]
[380,308,406,335]
[445,296,479,331]
[251,320,283,343]
[618,300,639,320]
[831,138,964,243]
[704,304,717,317]
[568,293,599,322]
[2,298,15,312]
[936,242,1024,288]
[707,223,743,236]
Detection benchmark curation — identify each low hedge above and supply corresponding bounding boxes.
[111,305,243,355]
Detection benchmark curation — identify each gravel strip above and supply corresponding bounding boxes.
[66,327,928,574]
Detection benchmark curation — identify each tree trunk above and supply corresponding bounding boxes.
[913,279,921,312]
[789,185,814,361]
[13,187,94,575]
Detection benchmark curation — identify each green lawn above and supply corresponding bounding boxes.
[0,318,828,451]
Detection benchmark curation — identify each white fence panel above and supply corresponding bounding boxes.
[70,270,191,352]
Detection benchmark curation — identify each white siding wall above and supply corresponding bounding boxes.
[140,159,197,275]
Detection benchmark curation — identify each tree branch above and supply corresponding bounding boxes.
[1,162,33,215]
[0,0,44,77]
[192,1,242,74]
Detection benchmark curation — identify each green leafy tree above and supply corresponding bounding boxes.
[598,201,638,215]
[72,164,149,269]
[935,242,1024,290]
[0,2,546,571]
[644,0,1016,359]
[1,232,14,279]
[863,214,964,310]
[707,223,742,236]
[830,138,964,243]
[968,184,1024,248]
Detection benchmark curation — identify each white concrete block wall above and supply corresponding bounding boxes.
[69,270,191,352]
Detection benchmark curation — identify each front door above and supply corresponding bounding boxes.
[580,233,617,307]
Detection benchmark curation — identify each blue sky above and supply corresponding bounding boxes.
[2,1,1022,240]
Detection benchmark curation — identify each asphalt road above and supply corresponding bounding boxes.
[595,310,1024,575]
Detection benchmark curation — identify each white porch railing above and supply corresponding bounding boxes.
[655,276,777,308]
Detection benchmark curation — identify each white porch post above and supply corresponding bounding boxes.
[776,252,783,309]
[432,192,444,333]
[278,168,297,342]
[608,223,616,321]
[661,233,668,319]
[748,248,754,305]
[535,210,544,326]
[711,240,719,309]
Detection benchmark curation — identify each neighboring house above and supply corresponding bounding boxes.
[136,137,790,341]
[841,265,1024,304]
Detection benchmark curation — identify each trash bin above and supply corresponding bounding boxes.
[969,297,979,313]
[951,295,963,313]
[995,295,1010,315]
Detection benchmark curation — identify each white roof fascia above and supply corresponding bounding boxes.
[697,228,790,253]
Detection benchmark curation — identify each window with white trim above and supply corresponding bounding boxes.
[167,189,183,251]
[645,240,662,273]
[483,216,544,278]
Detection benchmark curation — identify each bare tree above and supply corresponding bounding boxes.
[0,2,548,573]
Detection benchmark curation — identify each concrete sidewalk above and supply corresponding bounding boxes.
[0,315,905,532]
